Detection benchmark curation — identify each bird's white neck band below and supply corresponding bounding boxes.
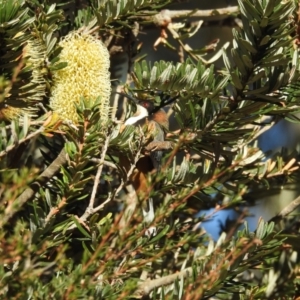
[124,105,149,125]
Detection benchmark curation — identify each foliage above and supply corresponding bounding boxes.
[1,0,300,299]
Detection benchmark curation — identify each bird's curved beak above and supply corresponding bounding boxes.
[116,92,139,104]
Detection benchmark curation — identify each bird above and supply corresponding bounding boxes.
[121,96,170,202]
[118,93,178,230]
[125,99,168,170]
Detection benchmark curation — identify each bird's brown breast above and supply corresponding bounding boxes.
[150,110,169,130]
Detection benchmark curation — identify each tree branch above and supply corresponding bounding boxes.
[82,146,141,219]
[0,126,44,158]
[89,135,110,209]
[135,6,240,23]
[1,148,67,226]
[166,6,239,19]
[67,135,145,231]
[89,158,118,169]
[269,195,300,223]
[135,267,193,297]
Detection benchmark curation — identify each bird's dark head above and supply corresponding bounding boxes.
[119,91,178,115]
[124,99,155,125]
[121,92,177,126]
[137,100,156,114]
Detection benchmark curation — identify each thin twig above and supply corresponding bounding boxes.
[44,197,67,225]
[178,44,185,63]
[92,146,142,214]
[0,126,44,158]
[137,230,259,298]
[269,195,300,223]
[231,120,276,152]
[167,24,201,62]
[89,158,118,169]
[112,85,123,122]
[135,267,193,297]
[119,184,139,235]
[201,112,224,136]
[67,136,144,230]
[118,143,146,233]
[89,135,111,209]
[1,148,67,227]
[134,6,239,22]
[166,7,239,19]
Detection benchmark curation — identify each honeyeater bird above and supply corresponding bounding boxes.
[122,97,169,201]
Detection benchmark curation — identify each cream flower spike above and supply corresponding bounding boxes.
[50,31,111,124]
[1,37,47,120]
